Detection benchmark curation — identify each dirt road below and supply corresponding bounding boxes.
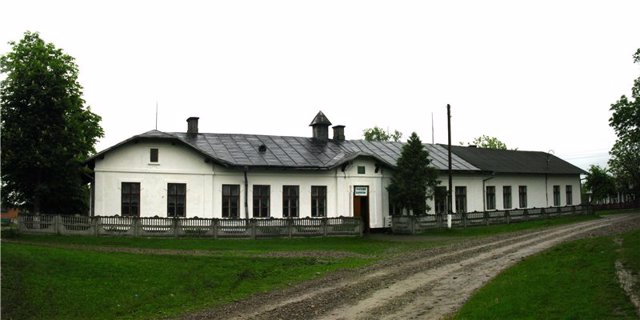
[183,214,640,320]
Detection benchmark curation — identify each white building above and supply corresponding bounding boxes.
[87,111,585,230]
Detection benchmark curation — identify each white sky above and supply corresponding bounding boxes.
[1,0,638,170]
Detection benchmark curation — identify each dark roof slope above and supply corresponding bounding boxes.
[89,130,584,175]
[88,130,479,171]
[448,145,586,175]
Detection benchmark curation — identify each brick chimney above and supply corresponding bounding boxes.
[332,125,345,141]
[309,111,332,142]
[187,117,199,136]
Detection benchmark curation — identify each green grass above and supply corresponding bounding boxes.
[453,229,640,319]
[1,214,613,319]
[423,214,600,237]
[595,208,640,216]
[1,243,366,320]
[10,234,419,256]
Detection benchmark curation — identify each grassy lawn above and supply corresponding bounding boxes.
[1,242,367,320]
[453,229,640,319]
[0,213,615,319]
[424,214,600,237]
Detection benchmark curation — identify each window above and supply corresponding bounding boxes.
[519,186,527,208]
[434,186,447,214]
[553,185,561,206]
[311,186,327,217]
[357,166,366,174]
[486,186,496,210]
[253,185,270,218]
[566,185,573,205]
[150,148,159,163]
[222,184,240,218]
[167,183,186,217]
[121,182,140,216]
[455,186,467,213]
[282,185,299,218]
[503,186,512,209]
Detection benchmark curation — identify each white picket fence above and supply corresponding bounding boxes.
[391,204,593,234]
[18,215,362,238]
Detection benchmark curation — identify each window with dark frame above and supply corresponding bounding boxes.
[434,186,447,215]
[167,183,186,217]
[519,185,527,208]
[311,186,327,217]
[455,186,467,213]
[566,185,573,205]
[222,184,240,218]
[121,182,140,216]
[150,148,159,163]
[357,166,366,174]
[503,186,512,209]
[252,185,270,218]
[486,186,496,210]
[282,185,299,218]
[553,185,561,206]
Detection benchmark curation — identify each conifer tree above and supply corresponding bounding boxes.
[387,132,439,215]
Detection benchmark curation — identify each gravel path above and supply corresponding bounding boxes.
[180,213,640,320]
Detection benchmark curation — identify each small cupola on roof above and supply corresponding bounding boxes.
[309,111,332,142]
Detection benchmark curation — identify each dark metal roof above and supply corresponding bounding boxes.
[88,130,584,175]
[88,130,480,171]
[447,145,586,175]
[309,111,332,126]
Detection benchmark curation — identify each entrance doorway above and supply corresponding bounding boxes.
[353,186,370,232]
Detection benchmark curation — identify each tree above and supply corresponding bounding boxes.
[1,31,103,214]
[387,132,439,215]
[608,48,640,203]
[584,165,617,203]
[363,126,403,142]
[463,135,509,150]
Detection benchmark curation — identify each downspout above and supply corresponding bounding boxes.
[244,166,249,220]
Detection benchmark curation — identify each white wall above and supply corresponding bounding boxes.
[93,142,393,226]
[93,141,582,227]
[93,141,214,217]
[430,173,582,213]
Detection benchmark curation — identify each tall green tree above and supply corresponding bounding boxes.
[463,135,509,150]
[608,48,640,203]
[584,165,617,203]
[1,31,103,214]
[387,132,439,215]
[363,126,403,142]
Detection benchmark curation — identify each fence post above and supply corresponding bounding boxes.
[505,210,510,224]
[133,217,140,237]
[323,218,328,237]
[55,215,62,235]
[172,218,178,238]
[287,218,293,238]
[409,216,415,234]
[484,211,489,226]
[250,219,257,240]
[212,219,218,239]
[541,208,547,219]
[463,212,468,228]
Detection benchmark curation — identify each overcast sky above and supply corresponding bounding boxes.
[1,0,638,170]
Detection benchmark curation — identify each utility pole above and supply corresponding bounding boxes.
[447,104,453,228]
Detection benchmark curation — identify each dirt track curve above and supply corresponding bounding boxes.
[181,213,640,320]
